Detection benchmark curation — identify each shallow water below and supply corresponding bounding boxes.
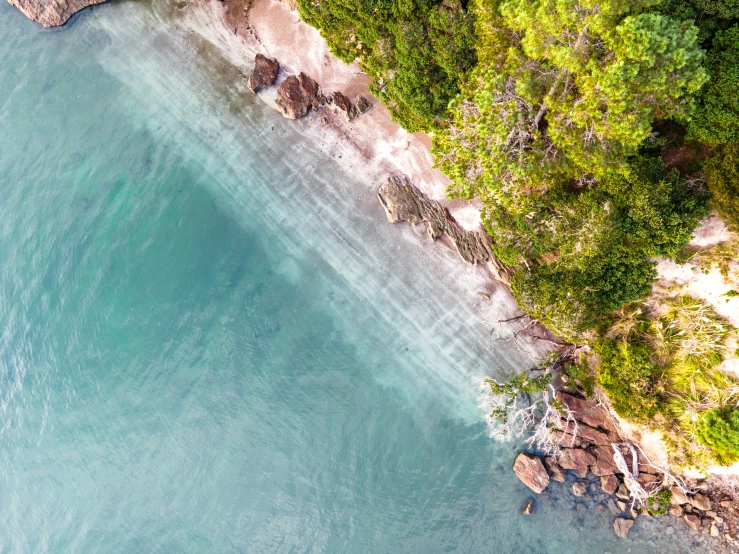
[0,2,710,552]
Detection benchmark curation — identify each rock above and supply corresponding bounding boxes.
[552,430,583,448]
[669,506,684,517]
[706,510,717,518]
[556,392,619,434]
[711,524,720,537]
[690,493,712,512]
[607,498,621,515]
[8,0,106,26]
[574,466,589,478]
[617,500,628,512]
[248,54,280,93]
[377,176,513,280]
[684,514,702,532]
[558,448,596,471]
[720,500,734,508]
[572,481,589,497]
[601,475,619,495]
[634,473,660,492]
[544,457,566,483]
[670,486,689,506]
[355,94,371,114]
[557,419,613,446]
[274,73,325,119]
[616,484,631,501]
[522,499,535,515]
[591,446,619,476]
[614,518,635,538]
[513,452,550,494]
[575,503,588,513]
[330,91,366,121]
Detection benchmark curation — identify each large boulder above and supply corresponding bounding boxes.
[591,445,619,476]
[690,493,711,512]
[275,73,325,119]
[513,453,550,494]
[601,474,619,495]
[614,518,635,538]
[248,54,280,93]
[8,0,106,26]
[670,487,689,505]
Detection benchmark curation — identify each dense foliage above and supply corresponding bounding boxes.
[704,145,739,228]
[696,407,739,464]
[295,0,477,131]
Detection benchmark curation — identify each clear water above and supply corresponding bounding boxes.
[0,2,706,552]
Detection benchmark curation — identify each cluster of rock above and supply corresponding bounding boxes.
[247,54,371,122]
[511,391,734,541]
[377,176,514,282]
[8,0,107,26]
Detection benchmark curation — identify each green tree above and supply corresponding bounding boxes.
[703,144,739,229]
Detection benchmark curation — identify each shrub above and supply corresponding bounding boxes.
[696,406,739,465]
[594,338,664,422]
[704,145,739,230]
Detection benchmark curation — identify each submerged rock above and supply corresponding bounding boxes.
[522,499,535,515]
[572,481,588,497]
[248,54,280,93]
[601,474,619,495]
[275,73,325,119]
[9,0,107,26]
[377,176,513,281]
[614,517,635,538]
[513,452,550,494]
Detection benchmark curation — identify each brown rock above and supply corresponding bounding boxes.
[591,445,619,476]
[669,505,684,517]
[556,419,613,446]
[670,486,689,506]
[558,448,596,471]
[248,54,280,94]
[720,500,734,508]
[607,498,620,515]
[690,493,711,512]
[552,430,583,448]
[522,499,535,515]
[544,457,566,483]
[8,0,106,26]
[513,453,550,494]
[377,176,513,280]
[601,475,619,495]
[684,514,702,532]
[614,518,634,538]
[711,524,720,537]
[574,466,589,478]
[274,73,325,119]
[556,392,618,434]
[355,94,371,115]
[617,500,628,512]
[572,481,588,497]
[635,473,660,492]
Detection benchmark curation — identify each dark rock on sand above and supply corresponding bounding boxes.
[248,54,280,93]
[614,517,635,538]
[9,0,107,26]
[377,176,513,282]
[513,452,550,494]
[275,72,325,119]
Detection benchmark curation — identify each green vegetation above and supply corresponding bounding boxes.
[295,0,476,131]
[704,145,739,229]
[296,0,739,469]
[696,407,739,464]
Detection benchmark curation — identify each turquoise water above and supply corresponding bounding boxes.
[0,2,706,552]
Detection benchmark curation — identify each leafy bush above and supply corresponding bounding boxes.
[688,26,739,145]
[696,406,739,464]
[594,338,664,422]
[704,145,739,229]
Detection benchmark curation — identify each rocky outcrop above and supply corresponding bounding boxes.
[556,391,618,435]
[8,0,106,26]
[248,54,280,93]
[274,73,326,119]
[558,448,596,472]
[377,176,514,282]
[513,453,550,494]
[601,474,619,495]
[544,456,566,483]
